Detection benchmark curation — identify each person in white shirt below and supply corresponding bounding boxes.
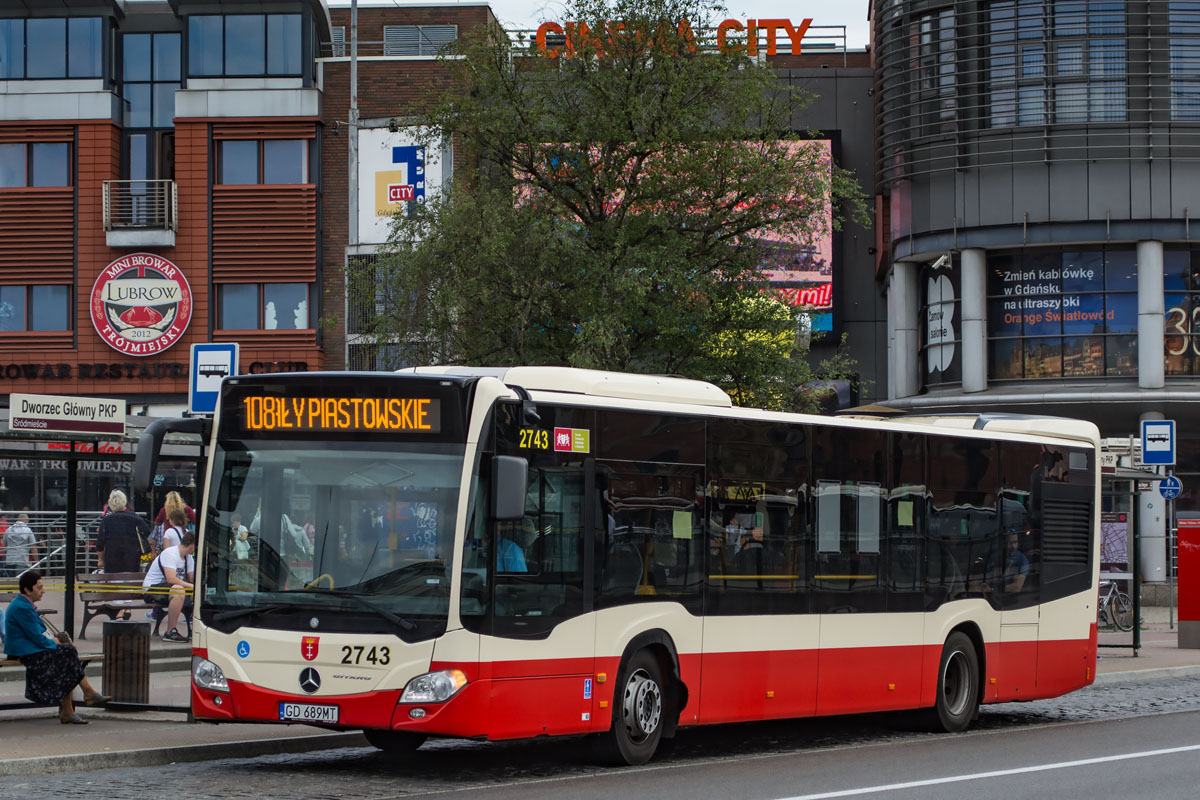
[142,531,196,642]
[161,507,188,550]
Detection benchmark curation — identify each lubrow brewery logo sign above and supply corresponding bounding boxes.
[90,253,192,356]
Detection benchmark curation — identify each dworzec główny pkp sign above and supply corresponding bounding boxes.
[8,393,126,435]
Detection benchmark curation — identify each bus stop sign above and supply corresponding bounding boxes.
[1141,420,1176,466]
[189,342,239,415]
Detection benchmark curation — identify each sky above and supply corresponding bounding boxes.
[328,2,872,49]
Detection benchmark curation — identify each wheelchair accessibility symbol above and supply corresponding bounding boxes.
[237,641,251,658]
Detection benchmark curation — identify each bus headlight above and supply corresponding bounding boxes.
[192,656,230,692]
[400,669,467,703]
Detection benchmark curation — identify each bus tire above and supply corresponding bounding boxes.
[925,631,979,733]
[596,649,666,766]
[363,729,426,754]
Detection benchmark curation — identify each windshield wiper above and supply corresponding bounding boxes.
[279,588,417,634]
[213,604,286,625]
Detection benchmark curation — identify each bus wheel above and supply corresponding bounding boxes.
[363,729,426,754]
[597,650,666,766]
[926,632,979,733]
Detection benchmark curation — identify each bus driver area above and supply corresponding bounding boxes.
[138,367,1101,765]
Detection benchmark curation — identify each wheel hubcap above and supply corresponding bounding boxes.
[622,668,662,743]
[942,650,971,716]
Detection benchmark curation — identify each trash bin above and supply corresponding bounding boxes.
[102,619,151,703]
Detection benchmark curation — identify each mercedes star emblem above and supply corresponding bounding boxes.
[299,667,321,694]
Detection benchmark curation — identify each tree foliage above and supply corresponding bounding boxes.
[355,0,867,411]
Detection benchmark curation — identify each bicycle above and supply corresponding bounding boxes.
[1098,580,1134,631]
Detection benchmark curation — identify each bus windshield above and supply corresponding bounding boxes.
[202,438,464,635]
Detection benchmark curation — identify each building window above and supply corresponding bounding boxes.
[331,26,345,57]
[988,0,1126,127]
[219,283,310,330]
[0,17,103,80]
[382,25,457,56]
[914,9,956,134]
[122,32,180,130]
[188,14,302,77]
[0,285,71,332]
[987,248,1137,379]
[0,142,70,188]
[217,139,307,185]
[1171,2,1200,120]
[1162,249,1200,374]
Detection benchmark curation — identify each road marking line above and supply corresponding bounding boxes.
[776,743,1200,800]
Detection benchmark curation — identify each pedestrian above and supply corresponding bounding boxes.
[143,531,196,643]
[153,490,195,529]
[3,570,110,723]
[3,513,38,578]
[96,489,152,574]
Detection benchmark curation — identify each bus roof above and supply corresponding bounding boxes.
[398,365,735,408]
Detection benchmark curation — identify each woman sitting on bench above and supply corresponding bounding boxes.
[3,570,110,724]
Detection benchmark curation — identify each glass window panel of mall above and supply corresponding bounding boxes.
[1162,249,1200,375]
[121,32,179,188]
[988,0,1127,127]
[986,248,1137,379]
[1172,2,1200,119]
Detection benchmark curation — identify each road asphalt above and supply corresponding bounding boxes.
[0,598,1194,777]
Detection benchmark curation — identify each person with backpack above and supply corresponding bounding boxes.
[162,508,188,550]
[96,490,151,573]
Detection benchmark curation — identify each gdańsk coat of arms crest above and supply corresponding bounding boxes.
[90,253,192,356]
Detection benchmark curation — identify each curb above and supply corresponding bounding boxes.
[0,731,368,778]
[1091,664,1200,687]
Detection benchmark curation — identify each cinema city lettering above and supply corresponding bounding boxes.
[535,17,813,57]
[91,253,193,356]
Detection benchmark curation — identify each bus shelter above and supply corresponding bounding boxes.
[1101,466,1157,654]
[0,414,204,640]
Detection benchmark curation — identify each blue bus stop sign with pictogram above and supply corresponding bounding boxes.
[1141,419,1176,466]
[1160,475,1182,500]
[189,342,239,415]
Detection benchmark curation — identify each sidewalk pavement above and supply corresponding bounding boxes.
[2,602,1197,778]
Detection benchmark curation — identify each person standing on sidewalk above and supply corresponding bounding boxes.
[142,531,195,643]
[96,490,151,573]
[3,513,38,578]
[3,570,109,723]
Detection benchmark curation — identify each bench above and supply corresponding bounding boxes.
[76,572,186,640]
[0,654,104,711]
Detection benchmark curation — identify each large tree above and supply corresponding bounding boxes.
[354,0,866,411]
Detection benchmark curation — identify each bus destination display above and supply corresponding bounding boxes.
[241,395,442,433]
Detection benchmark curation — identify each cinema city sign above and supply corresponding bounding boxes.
[534,17,814,57]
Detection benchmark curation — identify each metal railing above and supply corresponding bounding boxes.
[875,1,1200,187]
[1,510,139,578]
[102,180,177,232]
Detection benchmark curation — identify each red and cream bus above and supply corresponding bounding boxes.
[134,367,1100,765]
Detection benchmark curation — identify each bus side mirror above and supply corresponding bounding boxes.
[133,417,211,493]
[491,455,528,521]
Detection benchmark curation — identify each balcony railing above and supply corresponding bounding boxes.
[103,180,177,232]
[102,180,177,247]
